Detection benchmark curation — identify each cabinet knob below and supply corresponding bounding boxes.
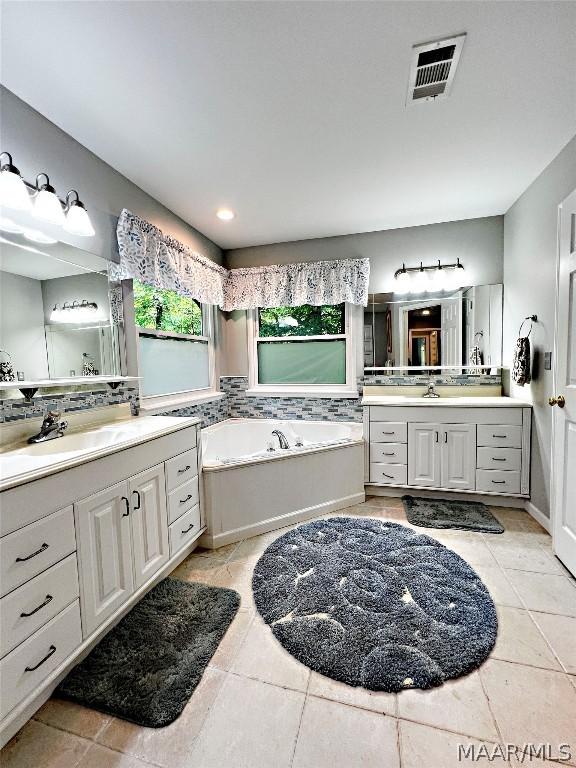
[548,395,565,408]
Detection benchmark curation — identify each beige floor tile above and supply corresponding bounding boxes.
[226,530,281,565]
[213,559,256,608]
[210,608,254,671]
[307,672,396,715]
[505,571,576,616]
[292,696,399,768]
[232,616,310,691]
[531,612,576,674]
[491,606,562,670]
[81,743,153,768]
[170,554,224,585]
[1,720,91,768]
[397,671,499,741]
[399,720,508,768]
[97,666,226,768]
[486,540,565,575]
[188,674,305,768]
[433,533,497,567]
[194,541,239,560]
[480,659,576,764]
[34,698,111,740]
[472,564,523,607]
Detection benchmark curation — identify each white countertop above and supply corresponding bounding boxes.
[361,395,531,408]
[0,415,200,491]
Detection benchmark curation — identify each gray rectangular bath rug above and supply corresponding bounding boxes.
[402,495,504,534]
[57,578,240,727]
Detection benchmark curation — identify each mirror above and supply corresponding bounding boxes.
[0,231,120,387]
[363,284,503,372]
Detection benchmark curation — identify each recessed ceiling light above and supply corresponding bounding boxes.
[216,208,235,221]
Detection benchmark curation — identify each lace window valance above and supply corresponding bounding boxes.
[113,209,370,309]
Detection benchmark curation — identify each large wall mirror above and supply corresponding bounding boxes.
[363,284,503,372]
[0,231,121,388]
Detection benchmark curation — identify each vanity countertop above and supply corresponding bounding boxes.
[361,395,531,408]
[0,415,200,492]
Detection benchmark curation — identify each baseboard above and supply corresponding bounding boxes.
[524,500,551,533]
[365,485,527,509]
[200,491,366,548]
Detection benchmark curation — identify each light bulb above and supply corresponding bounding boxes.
[216,208,235,221]
[0,167,31,211]
[64,203,95,237]
[33,187,65,225]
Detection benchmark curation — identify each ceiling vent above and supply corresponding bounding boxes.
[407,34,466,104]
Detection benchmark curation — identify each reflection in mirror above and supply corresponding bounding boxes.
[0,231,120,385]
[364,284,503,372]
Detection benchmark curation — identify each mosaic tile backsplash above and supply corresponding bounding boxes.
[0,387,139,423]
[158,395,229,429]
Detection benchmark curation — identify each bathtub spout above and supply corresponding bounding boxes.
[272,429,290,449]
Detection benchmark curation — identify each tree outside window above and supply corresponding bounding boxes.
[134,280,202,336]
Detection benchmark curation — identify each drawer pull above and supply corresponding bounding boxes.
[492,458,507,462]
[15,543,49,563]
[20,594,53,618]
[383,452,396,456]
[382,473,394,479]
[382,432,396,436]
[178,465,191,474]
[180,494,193,505]
[181,522,195,535]
[491,480,506,484]
[24,644,56,672]
[493,435,507,439]
[121,496,130,517]
[132,490,141,510]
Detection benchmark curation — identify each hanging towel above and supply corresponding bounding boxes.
[469,345,482,366]
[512,336,531,386]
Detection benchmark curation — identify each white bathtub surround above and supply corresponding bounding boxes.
[200,418,365,547]
[0,415,202,746]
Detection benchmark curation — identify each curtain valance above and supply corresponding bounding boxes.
[111,209,228,306]
[113,209,370,309]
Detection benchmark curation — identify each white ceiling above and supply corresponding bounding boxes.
[2,1,575,249]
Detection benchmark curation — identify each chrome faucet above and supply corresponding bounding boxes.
[28,411,69,444]
[422,379,440,398]
[271,429,290,449]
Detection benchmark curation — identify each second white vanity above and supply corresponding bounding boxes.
[0,411,202,746]
[363,395,532,498]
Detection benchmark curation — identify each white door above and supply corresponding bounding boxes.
[441,424,477,490]
[441,297,462,366]
[129,465,169,589]
[75,481,134,636]
[552,189,576,577]
[408,423,441,487]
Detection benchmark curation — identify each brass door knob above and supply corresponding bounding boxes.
[548,395,566,408]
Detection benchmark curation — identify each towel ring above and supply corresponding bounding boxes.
[474,331,484,341]
[518,315,537,337]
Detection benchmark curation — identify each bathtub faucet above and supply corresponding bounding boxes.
[271,429,290,449]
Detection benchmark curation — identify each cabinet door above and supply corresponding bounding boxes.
[75,481,134,636]
[129,465,169,590]
[441,424,476,490]
[408,423,441,487]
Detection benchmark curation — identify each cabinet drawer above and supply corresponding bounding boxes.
[370,443,407,464]
[370,422,407,443]
[167,477,200,525]
[477,447,521,471]
[0,601,82,720]
[169,504,201,556]
[0,554,79,659]
[165,448,198,492]
[476,469,520,495]
[0,507,76,598]
[370,463,407,485]
[477,425,522,449]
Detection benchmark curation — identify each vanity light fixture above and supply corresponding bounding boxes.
[216,208,235,221]
[394,259,465,293]
[50,299,99,324]
[0,150,95,237]
[33,173,66,226]
[0,152,32,211]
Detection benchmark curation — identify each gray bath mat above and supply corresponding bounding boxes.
[252,517,497,692]
[402,495,504,534]
[57,578,240,727]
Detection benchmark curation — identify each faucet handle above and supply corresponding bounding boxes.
[46,410,61,420]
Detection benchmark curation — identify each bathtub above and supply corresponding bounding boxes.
[200,418,365,547]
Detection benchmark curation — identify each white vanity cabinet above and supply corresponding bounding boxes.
[0,417,201,747]
[364,402,531,498]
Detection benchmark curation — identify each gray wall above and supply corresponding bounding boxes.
[503,135,576,518]
[226,216,504,293]
[0,271,48,380]
[1,87,223,266]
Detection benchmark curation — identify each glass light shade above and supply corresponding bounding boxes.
[395,270,410,294]
[0,169,32,211]
[33,188,65,225]
[64,203,95,237]
[411,269,428,293]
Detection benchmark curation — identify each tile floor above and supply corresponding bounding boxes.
[3,497,576,768]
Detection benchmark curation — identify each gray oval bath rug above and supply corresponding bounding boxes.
[252,517,497,692]
[57,578,240,727]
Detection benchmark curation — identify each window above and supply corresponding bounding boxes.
[134,280,213,400]
[248,303,358,395]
